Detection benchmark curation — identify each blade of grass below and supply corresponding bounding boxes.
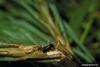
[9,18,52,42]
[69,0,96,37]
[73,48,92,63]
[39,2,59,34]
[49,3,73,53]
[80,16,94,44]
[49,3,65,37]
[0,57,17,61]
[2,30,28,44]
[15,0,48,33]
[8,7,47,33]
[34,1,60,39]
[18,29,37,44]
[63,21,95,61]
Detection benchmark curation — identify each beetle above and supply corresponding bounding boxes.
[41,43,54,53]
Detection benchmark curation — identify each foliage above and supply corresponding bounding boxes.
[0,0,100,64]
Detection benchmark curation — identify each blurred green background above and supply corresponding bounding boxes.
[0,0,100,66]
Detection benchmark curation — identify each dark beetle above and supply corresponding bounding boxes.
[42,44,54,53]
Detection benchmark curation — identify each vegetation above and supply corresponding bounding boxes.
[0,0,100,67]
